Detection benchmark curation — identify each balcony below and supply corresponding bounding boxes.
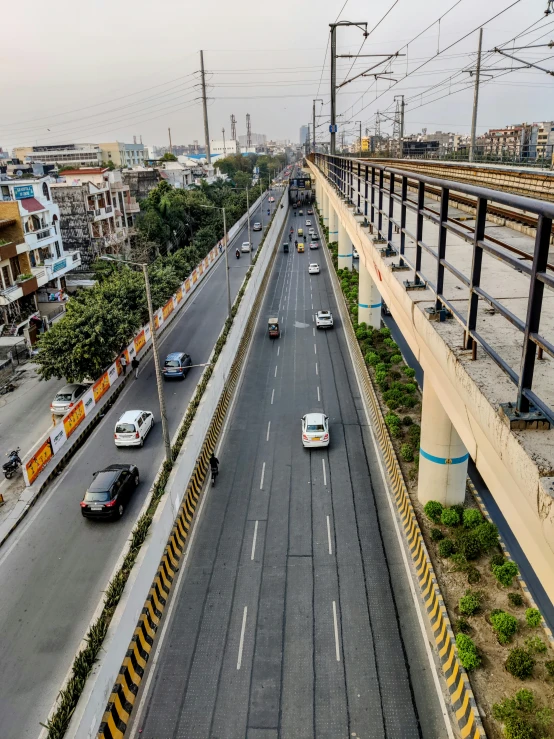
[0,240,19,261]
[44,251,82,280]
[88,207,114,221]
[126,197,140,213]
[25,227,54,247]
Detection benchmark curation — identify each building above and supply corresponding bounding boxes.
[13,143,103,168]
[210,139,240,157]
[0,177,81,338]
[98,142,147,168]
[526,122,554,160]
[482,125,527,158]
[299,126,309,147]
[157,161,195,189]
[402,139,440,158]
[238,133,267,148]
[50,168,138,269]
[122,167,160,199]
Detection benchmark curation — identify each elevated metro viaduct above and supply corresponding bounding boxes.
[308,154,554,606]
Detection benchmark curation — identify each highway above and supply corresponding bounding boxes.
[0,193,273,739]
[131,205,448,739]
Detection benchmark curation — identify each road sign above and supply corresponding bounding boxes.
[329,125,338,133]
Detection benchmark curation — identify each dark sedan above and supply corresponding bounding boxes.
[80,464,139,520]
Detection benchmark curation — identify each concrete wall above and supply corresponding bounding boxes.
[309,161,554,606]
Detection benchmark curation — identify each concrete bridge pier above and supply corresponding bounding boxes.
[358,260,381,329]
[328,201,338,244]
[322,189,329,228]
[338,219,353,271]
[418,380,469,506]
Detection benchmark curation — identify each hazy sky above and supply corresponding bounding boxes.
[1,0,553,151]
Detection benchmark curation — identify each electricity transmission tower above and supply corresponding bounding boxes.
[246,114,252,148]
[230,114,237,140]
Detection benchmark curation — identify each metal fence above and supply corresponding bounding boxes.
[314,153,554,425]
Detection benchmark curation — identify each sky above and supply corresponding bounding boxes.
[1,0,553,152]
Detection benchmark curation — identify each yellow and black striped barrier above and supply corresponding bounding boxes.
[97,214,283,739]
[321,222,486,739]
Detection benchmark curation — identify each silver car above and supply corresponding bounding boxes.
[316,310,334,329]
[50,383,88,416]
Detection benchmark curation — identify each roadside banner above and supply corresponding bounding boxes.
[25,439,53,486]
[127,341,136,361]
[108,362,118,385]
[185,278,191,293]
[192,270,198,284]
[63,399,85,439]
[144,323,152,343]
[82,388,95,417]
[176,287,183,303]
[162,298,174,321]
[134,329,146,355]
[93,373,110,403]
[49,424,67,455]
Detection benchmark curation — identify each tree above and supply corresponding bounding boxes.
[233,171,251,189]
[160,152,177,161]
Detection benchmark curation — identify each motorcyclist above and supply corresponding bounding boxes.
[210,453,219,483]
[294,239,298,248]
[303,235,306,243]
[235,248,240,258]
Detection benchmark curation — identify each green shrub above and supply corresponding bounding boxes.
[400,443,414,462]
[414,452,419,471]
[493,560,519,587]
[402,415,413,426]
[403,366,416,378]
[441,507,461,527]
[380,327,391,338]
[375,362,388,373]
[493,690,535,721]
[424,500,443,523]
[505,648,535,679]
[475,521,500,551]
[467,566,481,584]
[490,610,519,644]
[463,509,483,529]
[408,424,421,446]
[451,503,465,520]
[490,552,506,569]
[450,553,469,572]
[459,590,482,616]
[535,707,553,731]
[455,616,472,634]
[524,636,547,654]
[508,592,524,607]
[390,353,403,364]
[545,660,554,676]
[383,338,398,349]
[403,395,419,408]
[439,538,455,558]
[455,531,482,560]
[403,382,417,394]
[525,608,542,628]
[366,351,380,366]
[430,528,444,542]
[456,633,481,671]
[504,716,535,739]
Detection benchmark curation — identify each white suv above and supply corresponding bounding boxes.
[114,410,154,447]
[315,310,333,329]
[241,241,251,252]
[301,412,330,447]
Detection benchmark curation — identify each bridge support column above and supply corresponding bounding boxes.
[328,201,338,244]
[322,189,329,228]
[338,219,352,271]
[358,260,381,329]
[418,381,468,506]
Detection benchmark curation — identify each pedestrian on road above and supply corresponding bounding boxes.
[219,242,223,254]
[132,356,139,379]
[120,354,127,375]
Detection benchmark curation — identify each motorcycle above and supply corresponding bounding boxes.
[235,249,240,259]
[3,447,22,479]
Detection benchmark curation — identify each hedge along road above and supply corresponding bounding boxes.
[0,193,273,739]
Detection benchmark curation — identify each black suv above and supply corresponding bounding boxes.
[80,464,139,519]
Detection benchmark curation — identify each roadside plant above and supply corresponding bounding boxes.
[524,636,547,654]
[490,552,506,569]
[459,590,483,616]
[366,351,380,366]
[402,415,413,426]
[490,609,519,644]
[493,560,519,587]
[545,661,554,677]
[450,553,469,572]
[400,443,414,462]
[455,617,472,634]
[505,648,535,680]
[424,500,443,523]
[455,531,482,560]
[525,608,542,628]
[463,508,483,529]
[441,507,461,527]
[508,592,524,607]
[389,353,403,364]
[439,538,455,558]
[430,527,444,542]
[467,566,481,584]
[475,521,500,551]
[456,633,481,671]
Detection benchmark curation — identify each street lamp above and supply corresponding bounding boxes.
[100,255,172,465]
[199,204,232,319]
[229,186,253,264]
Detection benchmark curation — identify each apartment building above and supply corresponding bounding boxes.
[482,125,527,157]
[50,168,139,268]
[210,139,240,157]
[98,142,147,168]
[13,143,103,168]
[0,178,81,336]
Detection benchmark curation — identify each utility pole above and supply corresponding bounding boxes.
[143,263,172,464]
[230,114,237,141]
[329,21,368,154]
[246,114,252,149]
[200,50,211,166]
[222,127,226,155]
[313,98,323,153]
[469,28,483,163]
[168,127,173,155]
[246,186,252,264]
[355,121,362,156]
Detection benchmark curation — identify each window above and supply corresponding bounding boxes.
[42,182,50,200]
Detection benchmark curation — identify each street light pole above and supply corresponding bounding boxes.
[200,204,232,320]
[246,186,252,264]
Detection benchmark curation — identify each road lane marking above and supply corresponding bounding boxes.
[277,346,280,356]
[313,327,315,336]
[260,462,266,489]
[271,389,275,404]
[312,302,313,309]
[251,521,259,561]
[266,421,271,441]
[314,343,317,355]
[315,362,318,375]
[326,515,333,555]
[317,386,320,402]
[322,458,327,487]
[274,365,278,377]
[332,601,341,662]
[237,606,248,669]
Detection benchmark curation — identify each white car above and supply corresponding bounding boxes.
[301,412,330,448]
[305,220,312,226]
[268,196,275,203]
[309,263,320,274]
[309,228,316,235]
[253,222,262,231]
[241,241,251,252]
[353,247,359,259]
[316,310,334,329]
[114,410,154,448]
[309,242,319,250]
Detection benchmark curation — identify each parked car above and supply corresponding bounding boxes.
[80,464,139,519]
[309,263,320,274]
[241,241,251,252]
[162,352,192,379]
[253,222,262,231]
[316,310,334,329]
[301,412,330,448]
[114,410,154,448]
[50,383,88,416]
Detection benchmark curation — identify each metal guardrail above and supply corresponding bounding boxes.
[314,153,554,425]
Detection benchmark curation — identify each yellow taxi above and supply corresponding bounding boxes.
[297,242,305,253]
[298,227,303,237]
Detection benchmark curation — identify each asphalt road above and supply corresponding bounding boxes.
[132,208,448,739]
[0,193,275,739]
